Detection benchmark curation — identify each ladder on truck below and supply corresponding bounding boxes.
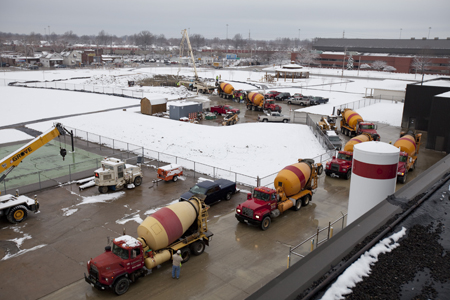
[198,199,209,233]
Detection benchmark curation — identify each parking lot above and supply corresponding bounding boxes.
[0,94,447,300]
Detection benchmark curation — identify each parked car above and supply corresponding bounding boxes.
[1,62,10,67]
[310,96,329,105]
[180,179,237,205]
[275,92,291,101]
[325,130,342,150]
[264,91,280,99]
[28,65,39,70]
[54,64,67,68]
[292,93,303,98]
[287,96,310,106]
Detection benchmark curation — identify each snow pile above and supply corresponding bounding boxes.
[114,235,142,247]
[321,227,407,299]
[61,192,126,217]
[1,226,47,261]
[83,73,152,86]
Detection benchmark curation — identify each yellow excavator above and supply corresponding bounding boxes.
[0,123,73,184]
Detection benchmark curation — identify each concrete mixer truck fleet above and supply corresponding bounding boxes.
[85,195,213,295]
[325,133,379,179]
[235,159,323,230]
[338,108,380,139]
[393,131,422,183]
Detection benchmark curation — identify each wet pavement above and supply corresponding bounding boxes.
[0,96,447,300]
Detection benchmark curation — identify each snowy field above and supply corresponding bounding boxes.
[1,66,447,178]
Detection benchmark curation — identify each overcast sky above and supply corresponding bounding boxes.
[1,0,449,41]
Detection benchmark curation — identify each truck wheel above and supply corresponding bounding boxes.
[268,109,272,113]
[317,165,324,176]
[98,186,108,194]
[173,175,178,182]
[7,205,28,224]
[180,248,191,263]
[283,119,288,123]
[190,241,205,256]
[287,101,291,105]
[293,199,302,211]
[114,277,130,295]
[134,176,142,186]
[345,170,351,180]
[225,191,233,201]
[214,112,218,116]
[411,161,416,171]
[260,216,271,231]
[263,119,268,122]
[302,194,311,206]
[400,173,407,184]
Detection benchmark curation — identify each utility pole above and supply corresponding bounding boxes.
[428,27,431,39]
[343,30,345,38]
[399,28,402,39]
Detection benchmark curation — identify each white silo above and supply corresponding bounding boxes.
[347,141,399,225]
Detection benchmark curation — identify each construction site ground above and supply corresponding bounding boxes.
[0,97,447,300]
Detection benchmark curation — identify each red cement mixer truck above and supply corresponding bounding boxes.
[338,108,380,139]
[325,133,378,179]
[84,195,213,295]
[246,92,282,112]
[235,159,323,230]
[394,130,422,183]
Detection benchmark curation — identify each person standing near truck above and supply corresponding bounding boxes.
[172,250,183,279]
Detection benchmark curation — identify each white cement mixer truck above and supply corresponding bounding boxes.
[84,195,213,295]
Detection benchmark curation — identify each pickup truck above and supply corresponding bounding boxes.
[258,112,290,123]
[325,130,342,150]
[287,96,310,106]
[180,179,237,205]
[310,96,329,105]
[210,105,240,115]
[264,91,280,99]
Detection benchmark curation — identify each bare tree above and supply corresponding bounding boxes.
[412,54,432,84]
[371,60,387,70]
[136,31,154,49]
[270,51,290,67]
[96,30,110,46]
[295,48,319,66]
[383,65,397,72]
[232,34,244,49]
[189,34,205,49]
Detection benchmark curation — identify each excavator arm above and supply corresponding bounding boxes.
[0,123,73,183]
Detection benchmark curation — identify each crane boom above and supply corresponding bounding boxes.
[180,29,199,81]
[0,123,73,182]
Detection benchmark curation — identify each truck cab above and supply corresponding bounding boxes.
[325,151,353,179]
[94,157,143,193]
[85,235,146,295]
[235,187,278,230]
[357,122,379,139]
[264,99,282,112]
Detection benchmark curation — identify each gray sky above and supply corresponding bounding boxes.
[1,0,449,41]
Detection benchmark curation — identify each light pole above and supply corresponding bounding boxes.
[298,29,301,49]
[428,27,431,39]
[226,24,228,40]
[399,28,402,39]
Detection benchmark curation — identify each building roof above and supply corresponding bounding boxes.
[313,38,450,56]
[365,80,416,91]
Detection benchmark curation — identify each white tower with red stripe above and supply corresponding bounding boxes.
[347,141,399,225]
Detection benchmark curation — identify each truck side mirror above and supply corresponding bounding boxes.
[247,193,252,200]
[332,156,336,159]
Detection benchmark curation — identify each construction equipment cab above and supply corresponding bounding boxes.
[94,157,143,193]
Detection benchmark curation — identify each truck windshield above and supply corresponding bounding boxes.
[399,156,407,162]
[102,164,114,171]
[253,190,270,201]
[189,185,207,194]
[337,153,352,161]
[360,125,374,129]
[112,244,129,260]
[329,136,340,141]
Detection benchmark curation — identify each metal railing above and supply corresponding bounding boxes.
[333,98,382,113]
[287,212,347,268]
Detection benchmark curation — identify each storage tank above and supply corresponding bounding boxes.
[137,199,200,250]
[343,109,363,129]
[219,82,234,95]
[274,160,313,197]
[347,142,399,225]
[393,134,416,156]
[344,134,372,152]
[247,92,264,106]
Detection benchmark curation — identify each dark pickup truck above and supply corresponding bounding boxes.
[180,179,237,205]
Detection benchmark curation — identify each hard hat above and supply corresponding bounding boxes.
[177,250,181,254]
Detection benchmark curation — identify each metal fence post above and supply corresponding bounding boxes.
[288,247,291,268]
[69,165,71,182]
[113,139,115,153]
[158,152,160,168]
[39,172,41,189]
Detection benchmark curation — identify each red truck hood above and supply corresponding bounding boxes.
[332,158,352,166]
[361,129,378,135]
[240,198,268,211]
[397,161,406,173]
[91,251,125,276]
